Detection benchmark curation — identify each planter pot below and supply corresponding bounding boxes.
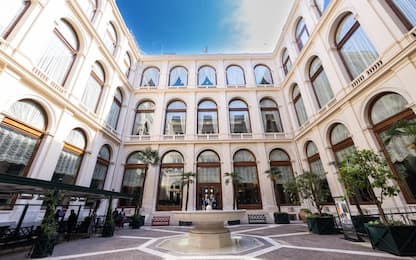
[30,234,58,258]
[274,212,290,224]
[227,220,240,225]
[351,215,379,233]
[131,216,145,229]
[299,209,312,223]
[306,216,336,235]
[102,223,115,237]
[179,221,192,226]
[365,224,416,256]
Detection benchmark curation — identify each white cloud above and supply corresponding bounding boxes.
[223,0,293,53]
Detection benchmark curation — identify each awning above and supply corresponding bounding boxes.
[0,173,134,200]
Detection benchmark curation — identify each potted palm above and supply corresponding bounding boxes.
[102,197,115,237]
[287,171,335,234]
[225,172,242,225]
[132,148,159,229]
[179,172,195,226]
[31,190,60,258]
[340,149,415,256]
[264,167,290,224]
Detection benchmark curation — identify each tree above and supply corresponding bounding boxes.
[283,179,300,205]
[225,172,242,210]
[289,171,329,215]
[135,148,159,214]
[180,172,196,211]
[339,149,400,224]
[264,167,283,212]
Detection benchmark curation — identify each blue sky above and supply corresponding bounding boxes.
[117,0,293,55]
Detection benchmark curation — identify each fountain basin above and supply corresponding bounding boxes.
[173,210,246,249]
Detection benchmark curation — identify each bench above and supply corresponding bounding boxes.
[0,226,39,249]
[248,214,267,224]
[151,216,170,226]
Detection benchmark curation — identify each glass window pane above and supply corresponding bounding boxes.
[254,65,273,85]
[127,151,144,164]
[198,151,220,162]
[330,124,350,145]
[0,125,37,176]
[198,100,216,109]
[119,168,145,207]
[0,0,28,36]
[162,151,183,164]
[234,150,255,162]
[197,167,220,183]
[310,58,334,107]
[52,150,82,184]
[371,93,407,124]
[198,66,216,86]
[81,74,102,112]
[262,110,283,132]
[90,162,107,189]
[294,97,308,125]
[315,0,331,14]
[157,167,183,207]
[198,111,218,134]
[98,146,111,161]
[7,100,46,131]
[392,0,416,27]
[306,142,318,157]
[169,67,187,86]
[141,67,160,87]
[229,111,251,133]
[168,101,186,110]
[270,149,289,161]
[227,66,245,86]
[66,129,86,149]
[165,112,186,135]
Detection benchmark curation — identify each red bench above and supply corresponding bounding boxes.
[151,216,170,226]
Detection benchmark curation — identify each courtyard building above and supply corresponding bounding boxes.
[0,0,416,227]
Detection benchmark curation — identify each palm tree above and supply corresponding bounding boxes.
[225,172,242,210]
[180,172,196,211]
[136,148,159,213]
[264,167,282,212]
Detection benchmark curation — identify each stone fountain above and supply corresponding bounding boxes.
[172,209,246,249]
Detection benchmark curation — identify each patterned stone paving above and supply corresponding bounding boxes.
[2,224,411,260]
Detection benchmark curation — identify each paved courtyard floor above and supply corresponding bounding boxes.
[3,223,412,260]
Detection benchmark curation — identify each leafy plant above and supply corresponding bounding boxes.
[41,189,61,237]
[288,171,329,215]
[264,167,283,212]
[339,149,400,225]
[283,178,300,205]
[225,172,242,210]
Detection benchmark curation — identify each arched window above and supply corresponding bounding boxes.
[78,0,98,21]
[295,18,309,51]
[0,0,30,38]
[269,149,296,205]
[292,85,308,126]
[260,98,283,133]
[305,141,333,203]
[90,145,111,190]
[37,19,79,85]
[197,100,218,134]
[226,65,245,86]
[52,128,87,185]
[309,57,334,108]
[315,0,331,15]
[229,99,251,133]
[198,66,216,86]
[0,99,47,208]
[169,66,188,87]
[104,22,117,55]
[133,100,155,135]
[164,100,186,135]
[329,123,373,203]
[157,151,184,210]
[369,93,416,202]
[81,61,105,112]
[119,151,147,207]
[233,149,262,209]
[387,0,416,30]
[335,13,378,80]
[254,65,273,85]
[123,52,132,78]
[282,48,292,76]
[141,67,159,87]
[106,88,123,129]
[196,150,222,210]
[0,100,47,177]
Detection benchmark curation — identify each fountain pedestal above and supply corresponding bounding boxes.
[173,210,246,249]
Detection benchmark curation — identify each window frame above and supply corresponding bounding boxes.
[228,99,252,134]
[226,65,246,86]
[197,100,219,134]
[386,0,415,30]
[260,98,283,133]
[1,0,30,39]
[295,18,310,51]
[164,100,187,135]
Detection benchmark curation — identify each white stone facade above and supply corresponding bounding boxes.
[0,0,416,225]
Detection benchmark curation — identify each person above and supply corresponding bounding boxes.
[54,209,61,222]
[66,210,77,241]
[119,208,126,228]
[87,210,97,238]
